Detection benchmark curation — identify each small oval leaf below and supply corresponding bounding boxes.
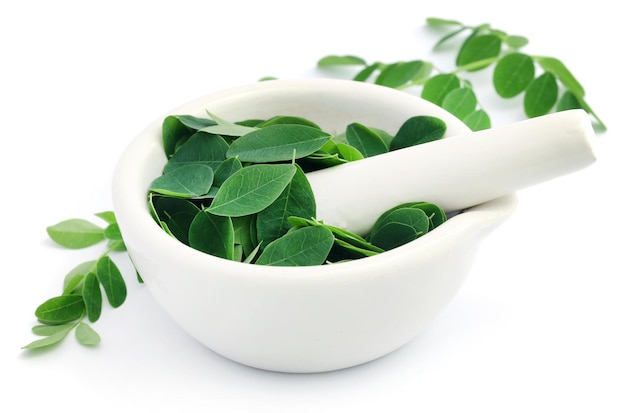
[256,226,334,266]
[209,164,297,217]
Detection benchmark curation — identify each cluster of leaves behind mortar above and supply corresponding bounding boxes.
[148,111,448,266]
[315,17,605,132]
[22,212,135,350]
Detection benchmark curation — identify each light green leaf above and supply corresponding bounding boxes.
[22,325,75,349]
[317,55,367,66]
[441,88,478,120]
[75,322,101,346]
[421,73,461,106]
[462,110,491,131]
[46,219,105,249]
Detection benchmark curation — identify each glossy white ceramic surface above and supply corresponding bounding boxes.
[111,78,517,373]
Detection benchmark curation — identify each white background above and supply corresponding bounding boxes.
[2,1,624,412]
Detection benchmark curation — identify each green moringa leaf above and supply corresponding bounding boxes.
[188,210,235,260]
[456,34,502,71]
[226,124,331,162]
[463,109,491,131]
[441,88,478,120]
[524,72,558,118]
[35,295,85,324]
[163,132,230,174]
[75,322,101,346]
[209,164,297,217]
[493,53,535,98]
[96,256,127,308]
[369,207,431,251]
[256,165,316,246]
[317,55,367,66]
[421,73,461,106]
[149,163,214,198]
[46,219,105,249]
[82,272,102,323]
[255,226,334,266]
[390,116,446,151]
[345,123,388,157]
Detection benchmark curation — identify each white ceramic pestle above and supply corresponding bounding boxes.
[306,109,596,235]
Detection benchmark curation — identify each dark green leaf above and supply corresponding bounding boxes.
[256,165,316,246]
[369,207,431,250]
[162,115,195,158]
[47,219,105,249]
[212,157,243,187]
[35,295,85,324]
[390,116,446,151]
[524,72,558,118]
[421,73,461,106]
[441,88,477,119]
[150,163,214,198]
[226,124,331,163]
[345,123,388,157]
[75,322,101,346]
[96,256,127,308]
[188,210,235,260]
[256,226,334,266]
[377,202,447,231]
[557,90,584,111]
[209,164,297,217]
[82,272,102,323]
[151,196,200,244]
[493,53,535,98]
[456,34,502,71]
[163,132,230,174]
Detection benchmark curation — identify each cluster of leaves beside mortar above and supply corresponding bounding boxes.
[315,17,606,132]
[149,111,448,266]
[22,212,136,350]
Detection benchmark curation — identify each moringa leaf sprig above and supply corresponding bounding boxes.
[316,17,606,132]
[22,212,139,350]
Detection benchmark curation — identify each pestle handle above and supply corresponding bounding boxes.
[306,109,597,235]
